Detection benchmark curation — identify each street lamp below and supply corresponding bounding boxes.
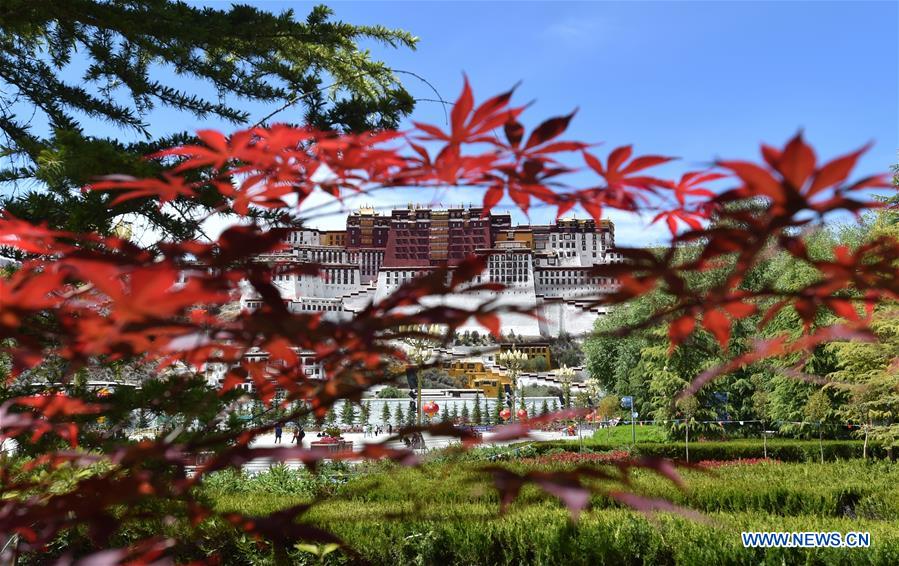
[399,324,442,426]
[498,349,526,422]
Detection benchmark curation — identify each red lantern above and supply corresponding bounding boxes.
[516,408,528,421]
[499,408,512,421]
[423,401,439,417]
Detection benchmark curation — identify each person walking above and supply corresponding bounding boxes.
[296,426,305,446]
[274,423,283,444]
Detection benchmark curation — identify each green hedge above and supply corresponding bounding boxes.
[23,460,899,565]
[35,505,899,565]
[304,504,899,566]
[531,439,888,462]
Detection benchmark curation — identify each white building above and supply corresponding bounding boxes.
[239,208,623,337]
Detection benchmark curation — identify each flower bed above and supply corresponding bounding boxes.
[520,450,631,466]
[697,458,780,468]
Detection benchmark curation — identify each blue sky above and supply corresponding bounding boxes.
[14,1,898,245]
[218,1,899,243]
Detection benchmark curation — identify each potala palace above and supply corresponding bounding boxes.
[241,205,624,337]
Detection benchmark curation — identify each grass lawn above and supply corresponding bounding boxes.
[204,456,899,565]
[590,423,669,444]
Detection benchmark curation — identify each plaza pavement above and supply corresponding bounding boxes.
[235,429,577,473]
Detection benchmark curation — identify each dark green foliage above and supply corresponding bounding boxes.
[548,332,584,368]
[376,386,405,399]
[471,394,482,425]
[18,452,899,565]
[419,368,460,389]
[532,439,887,462]
[522,355,550,372]
[340,401,356,426]
[0,1,416,239]
[323,406,336,427]
[522,384,562,397]
[583,225,881,440]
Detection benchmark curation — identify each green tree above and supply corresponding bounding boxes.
[584,227,851,438]
[393,404,405,428]
[677,396,700,463]
[360,402,371,426]
[340,401,356,426]
[323,406,336,427]
[540,398,550,417]
[804,389,832,463]
[523,356,549,372]
[420,368,458,389]
[377,386,405,399]
[250,399,264,426]
[0,2,416,240]
[549,332,584,368]
[828,301,899,452]
[460,402,469,424]
[380,402,392,427]
[494,385,505,423]
[750,373,771,428]
[451,402,459,422]
[471,394,482,425]
[440,402,449,423]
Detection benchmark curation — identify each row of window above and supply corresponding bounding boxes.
[323,268,356,285]
[296,303,343,312]
[299,249,347,263]
[535,273,617,285]
[385,270,426,285]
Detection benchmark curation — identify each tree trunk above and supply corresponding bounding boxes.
[763,432,767,459]
[685,421,690,464]
[863,424,869,460]
[819,426,824,464]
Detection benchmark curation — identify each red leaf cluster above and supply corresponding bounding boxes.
[0,80,893,562]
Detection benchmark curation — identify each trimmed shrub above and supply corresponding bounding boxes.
[531,439,887,462]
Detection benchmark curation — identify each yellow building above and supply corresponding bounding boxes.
[441,342,554,396]
[496,228,534,249]
[443,359,513,397]
[320,230,347,247]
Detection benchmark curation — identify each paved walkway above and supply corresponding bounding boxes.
[233,429,575,473]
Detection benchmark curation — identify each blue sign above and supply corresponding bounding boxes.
[620,396,633,409]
